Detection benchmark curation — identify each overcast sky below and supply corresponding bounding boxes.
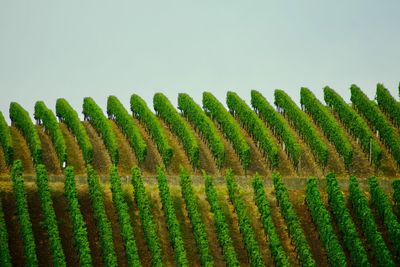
[1,0,399,122]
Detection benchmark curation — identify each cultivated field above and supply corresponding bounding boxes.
[0,85,400,266]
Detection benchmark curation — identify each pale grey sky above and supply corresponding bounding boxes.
[1,0,399,122]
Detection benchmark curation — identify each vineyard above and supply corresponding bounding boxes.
[1,85,400,266]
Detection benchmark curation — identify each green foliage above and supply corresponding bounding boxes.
[34,101,67,167]
[153,93,200,168]
[272,172,315,267]
[204,173,239,266]
[11,160,39,266]
[0,111,13,166]
[376,83,400,127]
[56,98,93,164]
[274,90,328,167]
[10,102,42,165]
[227,92,279,168]
[226,171,265,267]
[109,165,141,267]
[86,165,118,267]
[156,167,188,266]
[251,90,301,167]
[305,178,346,267]
[83,98,119,164]
[107,96,147,163]
[202,92,251,170]
[324,86,381,167]
[393,180,400,216]
[252,175,289,267]
[0,198,12,267]
[326,173,370,266]
[369,176,400,258]
[179,170,214,267]
[131,167,165,267]
[178,93,225,167]
[64,167,92,266]
[35,165,66,267]
[131,94,173,166]
[348,176,393,266]
[350,84,400,165]
[300,88,353,168]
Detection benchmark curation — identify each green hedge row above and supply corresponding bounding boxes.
[153,93,199,168]
[324,86,381,167]
[64,166,93,266]
[0,111,13,166]
[156,168,188,266]
[34,101,67,167]
[305,178,346,267]
[300,88,353,168]
[376,83,400,127]
[227,92,279,168]
[350,84,400,166]
[252,175,289,267]
[204,173,239,266]
[179,170,213,266]
[10,102,42,165]
[0,197,12,267]
[202,92,251,170]
[83,98,119,164]
[107,96,147,163]
[349,176,393,266]
[369,176,400,258]
[86,165,117,266]
[131,94,173,166]
[393,180,400,216]
[131,167,165,267]
[251,90,301,167]
[274,90,328,167]
[272,172,315,267]
[35,165,66,267]
[178,93,225,167]
[226,171,265,267]
[109,165,141,266]
[56,98,93,164]
[11,160,38,266]
[326,173,370,266]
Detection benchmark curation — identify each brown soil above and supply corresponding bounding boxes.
[122,183,153,267]
[187,122,219,176]
[219,135,245,176]
[59,123,86,175]
[266,187,300,266]
[102,185,129,266]
[345,192,376,265]
[132,117,163,176]
[50,184,80,266]
[289,189,329,266]
[301,111,347,177]
[1,182,25,266]
[11,125,34,174]
[0,147,9,175]
[242,190,274,265]
[350,107,399,177]
[157,118,194,175]
[84,122,111,175]
[77,183,105,266]
[216,185,250,265]
[240,128,271,177]
[195,185,225,266]
[146,184,176,266]
[36,125,62,175]
[171,186,202,266]
[109,120,138,175]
